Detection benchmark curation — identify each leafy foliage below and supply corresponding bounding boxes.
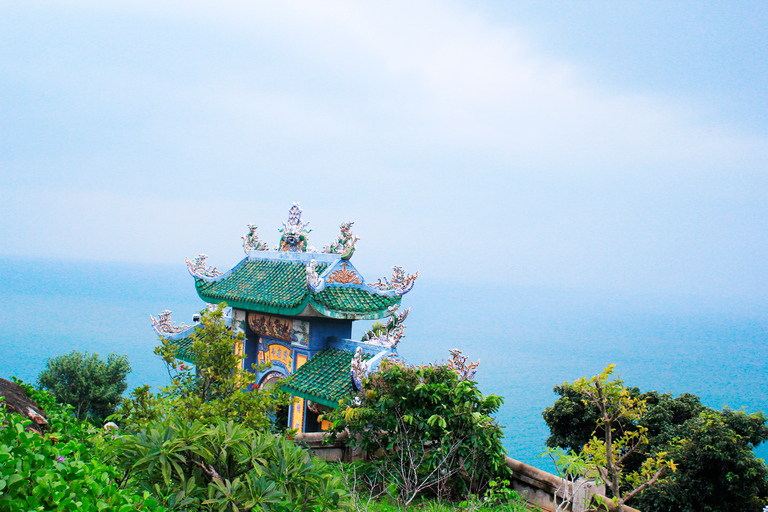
[37,349,131,423]
[543,366,768,511]
[636,408,768,512]
[116,303,290,432]
[570,365,675,510]
[0,381,164,511]
[326,358,511,506]
[113,418,348,511]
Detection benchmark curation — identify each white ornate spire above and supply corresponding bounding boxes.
[185,254,222,280]
[368,266,418,295]
[278,203,312,252]
[150,310,191,335]
[350,347,368,391]
[242,224,270,253]
[447,349,479,381]
[305,259,326,292]
[361,304,409,348]
[323,221,359,260]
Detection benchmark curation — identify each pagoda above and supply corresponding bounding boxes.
[151,203,417,433]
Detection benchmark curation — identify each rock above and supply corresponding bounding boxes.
[0,378,48,435]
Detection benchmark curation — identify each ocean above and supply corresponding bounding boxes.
[2,256,766,470]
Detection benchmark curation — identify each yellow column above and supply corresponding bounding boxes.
[291,354,308,432]
[292,398,305,432]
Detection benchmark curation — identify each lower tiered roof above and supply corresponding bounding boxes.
[280,348,370,408]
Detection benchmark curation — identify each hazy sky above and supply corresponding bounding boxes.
[2,1,767,307]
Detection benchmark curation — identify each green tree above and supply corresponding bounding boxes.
[129,302,290,432]
[326,357,510,506]
[38,350,131,423]
[634,408,768,512]
[570,365,674,511]
[543,366,768,512]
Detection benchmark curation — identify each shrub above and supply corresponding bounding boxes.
[326,357,510,506]
[113,418,347,511]
[0,382,163,511]
[543,367,768,511]
[146,303,291,433]
[38,350,131,423]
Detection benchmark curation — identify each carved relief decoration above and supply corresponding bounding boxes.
[277,203,312,252]
[248,312,293,341]
[323,222,359,260]
[447,349,479,381]
[185,254,223,280]
[242,224,270,253]
[326,262,363,285]
[361,304,409,348]
[368,266,418,295]
[150,310,191,335]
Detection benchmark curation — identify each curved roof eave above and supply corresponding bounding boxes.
[194,285,312,317]
[308,296,400,320]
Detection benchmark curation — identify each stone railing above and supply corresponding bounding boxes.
[294,432,639,512]
[505,456,639,512]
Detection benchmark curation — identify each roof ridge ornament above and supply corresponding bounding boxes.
[361,304,409,348]
[447,349,479,381]
[277,203,312,252]
[185,254,223,280]
[150,310,191,335]
[368,265,418,295]
[242,224,270,253]
[306,259,326,292]
[323,222,359,260]
[350,347,369,391]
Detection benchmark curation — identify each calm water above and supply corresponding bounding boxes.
[2,256,766,470]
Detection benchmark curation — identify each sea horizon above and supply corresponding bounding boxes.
[2,254,766,469]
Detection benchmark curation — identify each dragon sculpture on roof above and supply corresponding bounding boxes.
[277,203,312,252]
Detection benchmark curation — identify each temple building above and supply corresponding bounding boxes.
[151,203,417,433]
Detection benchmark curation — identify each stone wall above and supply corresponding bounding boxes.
[294,432,639,512]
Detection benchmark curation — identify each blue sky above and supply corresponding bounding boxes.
[2,1,767,311]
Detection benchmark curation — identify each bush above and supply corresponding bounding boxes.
[543,370,768,511]
[38,350,131,423]
[0,381,164,511]
[144,303,290,433]
[113,418,347,511]
[326,357,510,506]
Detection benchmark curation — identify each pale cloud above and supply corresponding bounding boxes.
[2,0,767,299]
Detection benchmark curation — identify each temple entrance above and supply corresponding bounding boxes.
[259,371,289,430]
[259,371,285,389]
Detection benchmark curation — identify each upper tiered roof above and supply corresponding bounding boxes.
[185,204,417,320]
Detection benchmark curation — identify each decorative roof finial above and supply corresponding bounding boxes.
[150,310,191,335]
[185,254,222,280]
[447,349,479,381]
[242,224,270,253]
[361,304,409,348]
[368,266,418,295]
[305,259,326,292]
[351,347,368,391]
[323,222,359,260]
[277,203,311,252]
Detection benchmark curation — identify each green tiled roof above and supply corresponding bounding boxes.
[313,287,398,316]
[280,348,369,409]
[195,259,399,319]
